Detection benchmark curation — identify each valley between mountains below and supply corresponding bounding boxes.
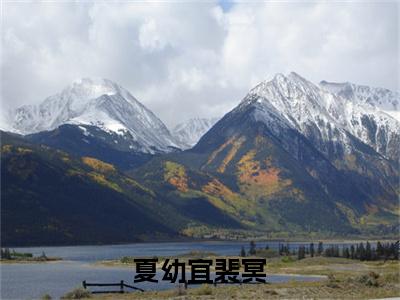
[1,73,399,246]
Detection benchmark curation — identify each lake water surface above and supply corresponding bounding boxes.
[1,241,345,299]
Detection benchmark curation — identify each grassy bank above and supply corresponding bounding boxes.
[0,257,62,264]
[0,248,62,263]
[64,256,400,299]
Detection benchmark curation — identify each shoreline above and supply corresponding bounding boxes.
[2,255,398,299]
[87,258,400,299]
[0,257,63,264]
[4,237,398,249]
[91,259,329,279]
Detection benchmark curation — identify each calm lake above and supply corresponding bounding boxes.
[1,241,348,299]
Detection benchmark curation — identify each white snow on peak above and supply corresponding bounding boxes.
[173,117,219,149]
[241,72,400,160]
[7,78,179,153]
[71,77,119,97]
[320,80,400,121]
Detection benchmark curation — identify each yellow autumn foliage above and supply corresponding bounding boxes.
[335,202,359,226]
[206,136,238,166]
[2,146,34,154]
[123,177,155,196]
[164,161,188,192]
[1,144,12,153]
[202,178,257,217]
[217,136,246,173]
[237,150,291,200]
[81,157,116,173]
[17,147,33,154]
[88,172,122,193]
[67,169,84,177]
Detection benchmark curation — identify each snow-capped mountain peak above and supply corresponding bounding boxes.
[7,78,180,153]
[173,117,219,149]
[70,77,120,97]
[246,72,335,130]
[320,80,400,121]
[240,72,399,161]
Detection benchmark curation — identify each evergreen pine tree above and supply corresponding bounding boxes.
[350,245,355,259]
[394,241,399,260]
[334,245,340,257]
[376,241,383,258]
[249,241,256,256]
[324,246,332,257]
[383,242,390,261]
[310,243,315,257]
[359,243,366,261]
[298,246,305,260]
[366,242,372,261]
[343,247,350,259]
[4,248,11,260]
[240,246,246,257]
[317,242,323,256]
[389,243,396,260]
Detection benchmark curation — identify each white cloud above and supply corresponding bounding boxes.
[1,1,398,127]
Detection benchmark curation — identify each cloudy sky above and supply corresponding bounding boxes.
[2,1,399,127]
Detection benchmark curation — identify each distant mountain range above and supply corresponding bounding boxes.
[173,118,219,149]
[1,73,399,246]
[4,78,180,153]
[320,80,399,121]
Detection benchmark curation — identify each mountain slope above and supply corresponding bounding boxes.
[1,132,180,246]
[319,80,400,161]
[26,124,153,170]
[320,80,400,121]
[173,117,219,149]
[2,73,399,244]
[1,131,242,246]
[244,73,399,197]
[130,73,399,236]
[7,78,179,154]
[250,73,399,162]
[149,122,357,233]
